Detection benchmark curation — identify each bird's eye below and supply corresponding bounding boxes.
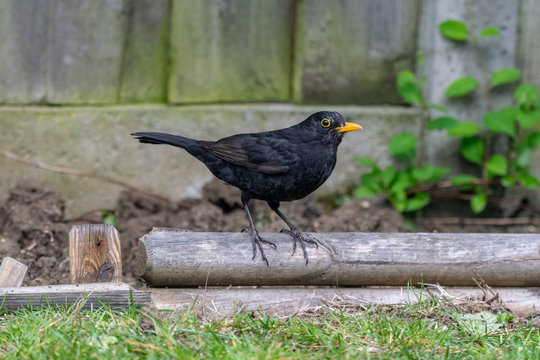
[321,118,331,128]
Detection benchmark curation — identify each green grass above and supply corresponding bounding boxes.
[0,299,538,359]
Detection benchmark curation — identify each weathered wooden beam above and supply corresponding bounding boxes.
[69,224,122,284]
[151,286,540,318]
[138,230,540,287]
[0,257,27,287]
[0,282,150,311]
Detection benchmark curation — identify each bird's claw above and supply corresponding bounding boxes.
[243,227,276,266]
[280,227,319,264]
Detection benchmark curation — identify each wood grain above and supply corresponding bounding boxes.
[0,282,150,311]
[70,224,122,284]
[0,257,28,287]
[151,286,540,318]
[138,230,540,287]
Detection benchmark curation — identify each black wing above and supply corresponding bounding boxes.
[199,133,291,175]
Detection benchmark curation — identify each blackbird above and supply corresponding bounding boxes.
[132,111,362,265]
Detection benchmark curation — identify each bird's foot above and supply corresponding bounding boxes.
[280,225,320,264]
[242,227,276,266]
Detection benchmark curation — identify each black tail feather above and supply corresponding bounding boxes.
[131,132,196,149]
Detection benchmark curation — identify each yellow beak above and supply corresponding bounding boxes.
[336,122,363,133]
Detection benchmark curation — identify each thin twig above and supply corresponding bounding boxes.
[420,217,540,226]
[429,192,540,214]
[406,178,498,195]
[0,148,190,208]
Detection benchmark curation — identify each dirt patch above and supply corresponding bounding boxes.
[0,178,70,285]
[0,178,537,287]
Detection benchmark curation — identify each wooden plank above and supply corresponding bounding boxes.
[0,257,28,288]
[0,0,48,103]
[293,0,419,104]
[138,230,540,287]
[0,282,150,311]
[46,0,126,104]
[151,286,540,318]
[70,224,122,284]
[118,0,169,103]
[168,0,292,103]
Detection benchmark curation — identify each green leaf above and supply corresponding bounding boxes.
[483,108,516,137]
[361,172,381,193]
[431,166,451,182]
[517,110,540,129]
[389,132,417,156]
[491,68,520,87]
[514,83,539,109]
[439,20,468,41]
[381,166,397,188]
[516,147,531,168]
[480,27,500,37]
[353,186,378,198]
[456,311,503,336]
[102,211,117,227]
[425,103,449,113]
[526,131,540,148]
[518,173,539,189]
[355,157,378,169]
[390,172,415,194]
[397,71,422,105]
[497,312,514,324]
[501,175,515,187]
[389,186,408,213]
[451,174,477,186]
[412,165,450,183]
[461,137,484,164]
[447,122,481,137]
[427,116,460,130]
[486,154,508,176]
[405,192,431,212]
[390,187,407,202]
[445,76,478,97]
[393,199,407,213]
[471,193,487,213]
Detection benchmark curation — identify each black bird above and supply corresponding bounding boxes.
[132,111,362,265]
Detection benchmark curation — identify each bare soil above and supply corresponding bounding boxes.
[0,178,537,287]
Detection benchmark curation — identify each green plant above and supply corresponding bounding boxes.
[354,17,540,214]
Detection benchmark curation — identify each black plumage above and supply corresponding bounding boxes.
[132,111,362,265]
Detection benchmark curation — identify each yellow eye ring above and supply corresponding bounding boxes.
[321,118,331,127]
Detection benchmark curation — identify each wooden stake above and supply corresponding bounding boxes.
[138,230,540,287]
[69,224,122,284]
[0,257,28,287]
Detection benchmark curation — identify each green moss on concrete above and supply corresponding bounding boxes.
[168,0,293,103]
[293,0,419,105]
[46,1,125,104]
[118,0,170,104]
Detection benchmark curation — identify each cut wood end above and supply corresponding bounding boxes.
[0,257,28,288]
[137,238,148,277]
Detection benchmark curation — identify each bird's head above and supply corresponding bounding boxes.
[300,111,363,145]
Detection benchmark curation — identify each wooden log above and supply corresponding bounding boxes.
[151,286,540,319]
[0,257,28,287]
[138,230,540,287]
[0,282,150,311]
[70,224,122,284]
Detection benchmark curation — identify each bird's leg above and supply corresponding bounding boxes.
[241,193,276,266]
[268,202,318,264]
